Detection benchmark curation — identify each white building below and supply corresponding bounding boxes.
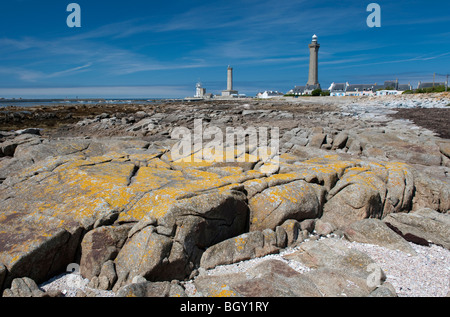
[195,82,206,98]
[375,90,402,96]
[328,82,348,96]
[256,91,284,99]
[345,84,376,97]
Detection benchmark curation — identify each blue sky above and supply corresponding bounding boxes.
[0,0,449,98]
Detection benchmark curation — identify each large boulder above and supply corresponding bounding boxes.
[248,180,324,231]
[193,260,323,297]
[80,224,132,280]
[357,131,442,166]
[321,167,385,229]
[383,208,450,249]
[114,188,250,287]
[332,132,349,150]
[116,280,186,297]
[2,277,45,297]
[0,222,83,291]
[283,239,381,280]
[283,239,389,296]
[321,162,415,229]
[411,170,450,213]
[200,229,284,270]
[114,227,173,287]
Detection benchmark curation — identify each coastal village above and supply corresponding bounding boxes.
[189,35,448,100]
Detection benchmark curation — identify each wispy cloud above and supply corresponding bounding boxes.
[327,52,450,70]
[0,63,93,82]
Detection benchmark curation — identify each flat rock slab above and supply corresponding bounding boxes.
[383,208,450,249]
[343,218,417,255]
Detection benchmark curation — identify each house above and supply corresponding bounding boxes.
[383,80,398,90]
[376,90,402,96]
[288,86,306,96]
[397,84,412,92]
[328,82,348,96]
[375,80,413,95]
[303,84,321,95]
[345,84,376,96]
[417,82,446,89]
[256,91,284,99]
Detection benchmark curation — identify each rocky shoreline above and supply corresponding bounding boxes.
[1,94,449,297]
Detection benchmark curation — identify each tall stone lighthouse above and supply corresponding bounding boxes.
[221,66,238,97]
[306,34,320,89]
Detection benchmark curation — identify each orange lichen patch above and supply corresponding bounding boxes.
[181,168,221,181]
[279,152,299,162]
[121,169,260,222]
[220,170,264,185]
[170,153,215,169]
[121,187,181,222]
[209,284,237,297]
[146,158,171,169]
[301,158,357,174]
[242,178,269,199]
[78,162,137,186]
[209,166,245,176]
[259,163,279,174]
[384,161,410,174]
[216,183,243,194]
[263,183,305,205]
[338,169,386,194]
[131,167,185,191]
[11,160,138,227]
[265,172,303,187]
[234,236,247,251]
[342,166,371,175]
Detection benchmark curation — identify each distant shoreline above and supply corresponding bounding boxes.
[0,98,184,108]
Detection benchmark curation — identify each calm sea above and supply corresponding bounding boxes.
[0,98,182,108]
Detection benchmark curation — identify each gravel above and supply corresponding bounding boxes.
[339,239,450,297]
[39,273,115,297]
